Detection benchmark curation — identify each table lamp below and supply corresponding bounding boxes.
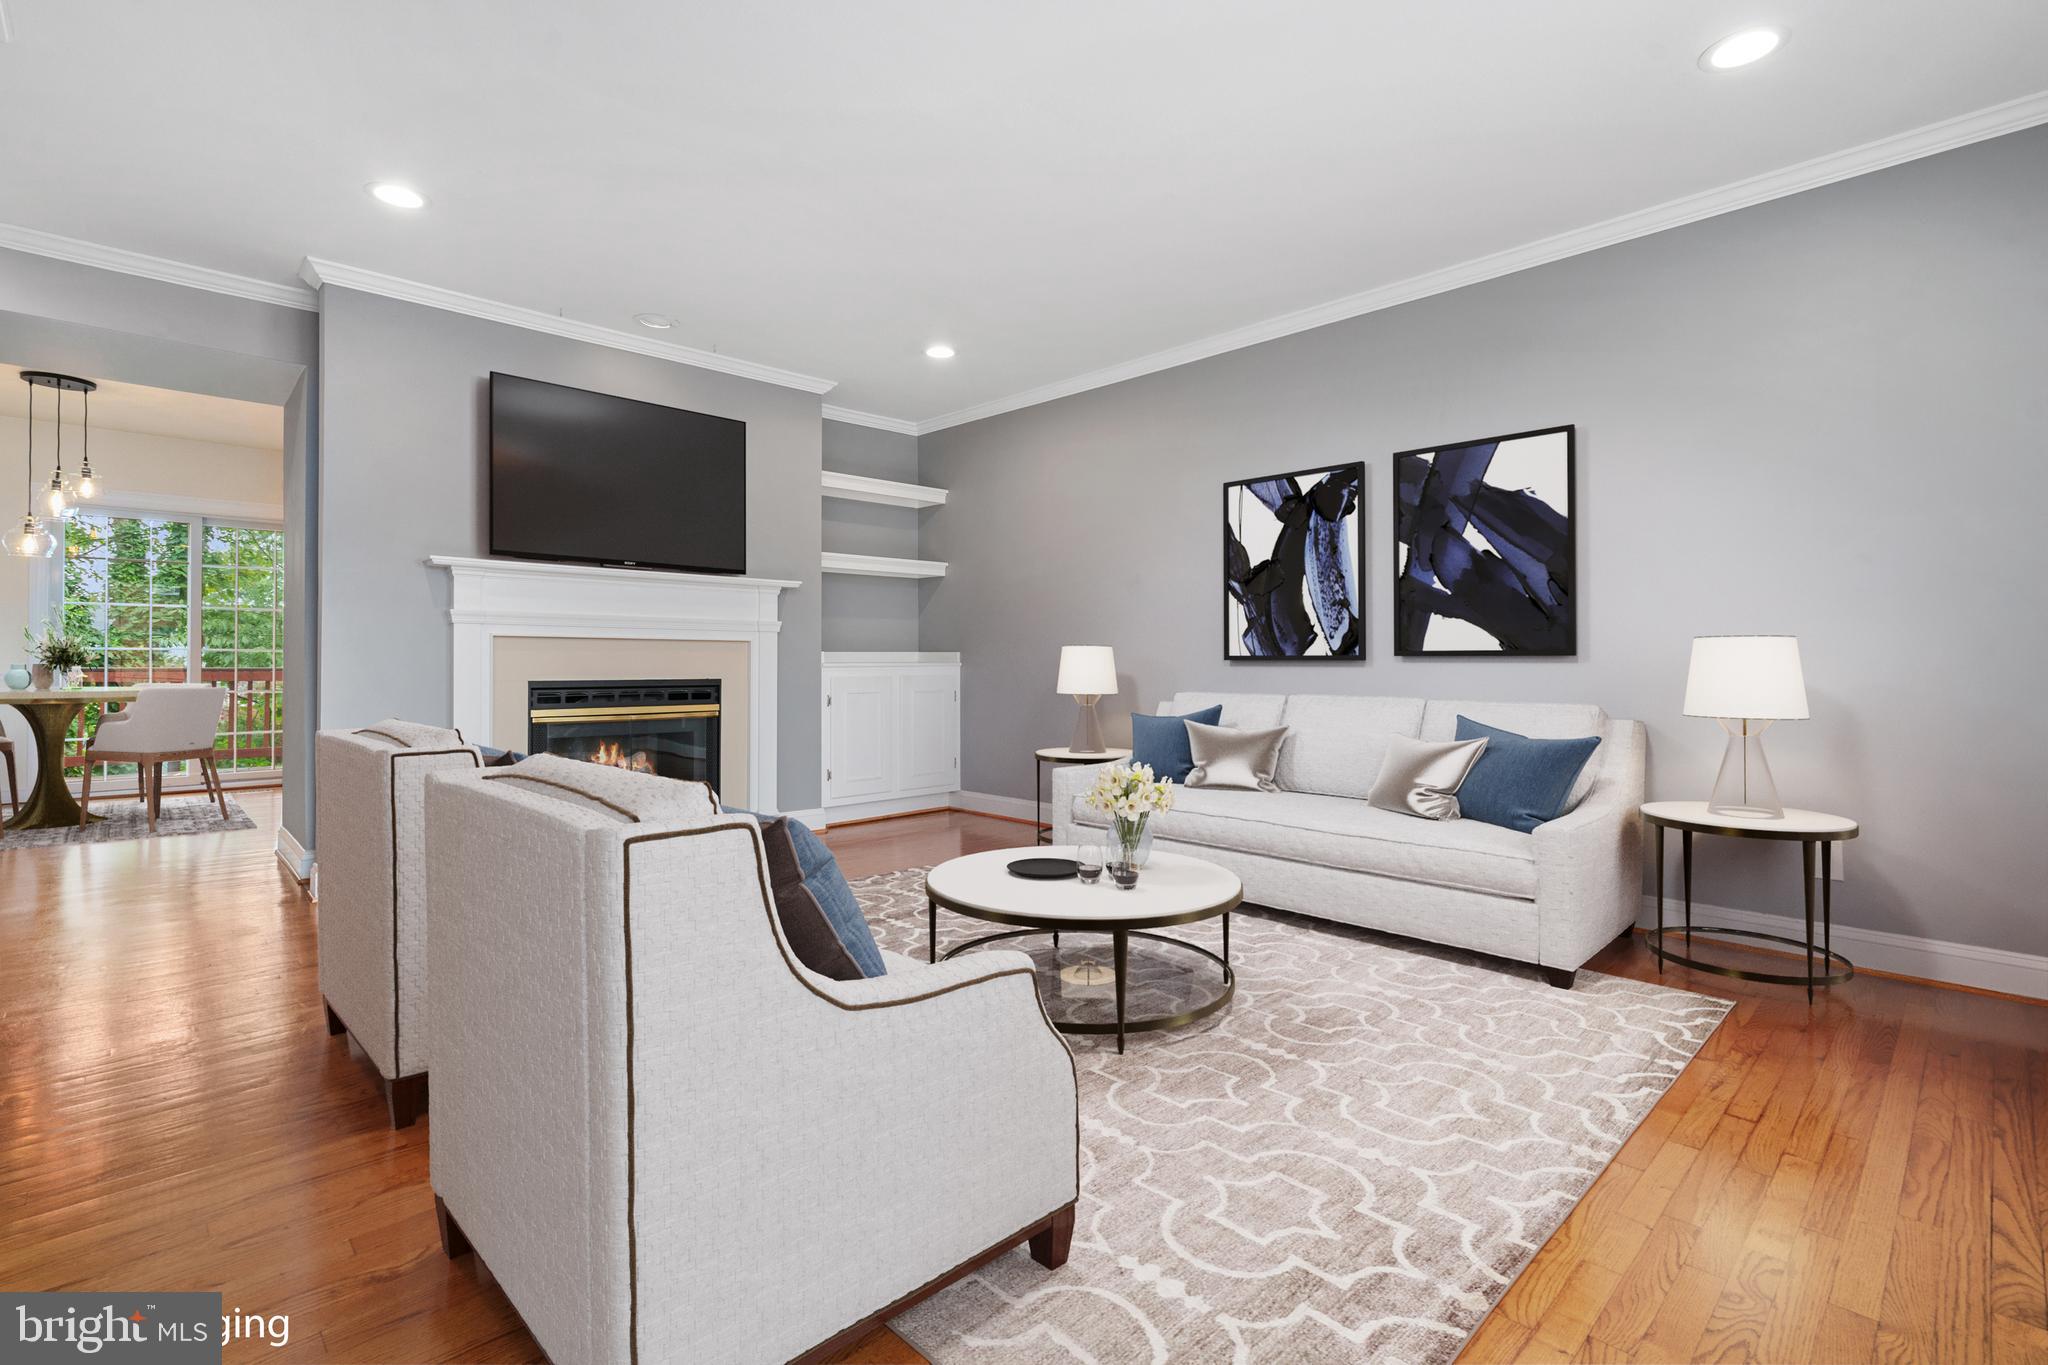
[1057,645,1118,754]
[1683,635,1808,819]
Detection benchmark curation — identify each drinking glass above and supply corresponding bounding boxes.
[1075,843,1104,885]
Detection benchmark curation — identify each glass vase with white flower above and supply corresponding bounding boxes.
[1082,762,1175,887]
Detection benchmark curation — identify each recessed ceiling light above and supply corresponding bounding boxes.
[634,313,675,330]
[367,181,427,209]
[924,343,956,360]
[1700,28,1782,71]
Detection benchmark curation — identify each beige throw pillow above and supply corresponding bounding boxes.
[1366,734,1489,821]
[1185,721,1287,792]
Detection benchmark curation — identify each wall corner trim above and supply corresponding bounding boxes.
[911,89,2048,435]
[275,826,314,882]
[297,257,840,396]
[821,405,921,435]
[0,221,319,311]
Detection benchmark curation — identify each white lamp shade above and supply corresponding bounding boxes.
[1056,645,1118,697]
[1683,635,1809,720]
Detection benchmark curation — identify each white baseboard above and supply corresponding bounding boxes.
[1638,895,2046,1001]
[779,808,828,832]
[950,789,1044,824]
[275,827,313,884]
[813,792,956,826]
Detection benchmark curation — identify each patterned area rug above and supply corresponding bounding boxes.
[854,867,1731,1365]
[1,798,255,848]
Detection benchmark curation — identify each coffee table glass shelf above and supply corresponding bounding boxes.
[924,846,1242,1052]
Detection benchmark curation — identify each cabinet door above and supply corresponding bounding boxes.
[897,670,960,794]
[823,671,895,803]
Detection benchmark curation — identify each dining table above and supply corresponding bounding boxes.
[0,686,140,830]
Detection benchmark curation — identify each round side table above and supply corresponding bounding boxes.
[1641,800,1860,1002]
[1033,746,1131,846]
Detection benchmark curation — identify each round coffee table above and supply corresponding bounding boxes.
[925,847,1242,1052]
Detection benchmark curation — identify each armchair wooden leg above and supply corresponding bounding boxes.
[435,1195,473,1259]
[323,998,346,1036]
[148,761,163,831]
[78,762,93,828]
[1029,1203,1076,1270]
[386,1072,428,1129]
[1539,966,1577,990]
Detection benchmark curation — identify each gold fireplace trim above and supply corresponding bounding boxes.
[529,703,722,723]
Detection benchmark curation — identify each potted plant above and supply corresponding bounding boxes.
[24,624,91,690]
[1083,761,1176,887]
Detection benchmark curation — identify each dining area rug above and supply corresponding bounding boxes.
[1,798,255,848]
[854,866,1732,1365]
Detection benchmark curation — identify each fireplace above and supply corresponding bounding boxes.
[526,679,721,789]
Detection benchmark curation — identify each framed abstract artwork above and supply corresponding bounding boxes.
[1393,424,1576,656]
[1224,463,1363,659]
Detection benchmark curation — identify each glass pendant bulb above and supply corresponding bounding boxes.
[7,514,55,559]
[74,461,97,502]
[39,470,72,519]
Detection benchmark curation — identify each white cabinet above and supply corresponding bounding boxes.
[821,653,960,809]
[822,671,896,802]
[898,671,961,793]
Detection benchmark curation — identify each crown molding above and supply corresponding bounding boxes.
[298,258,838,395]
[914,89,2048,435]
[0,222,318,311]
[821,404,920,435]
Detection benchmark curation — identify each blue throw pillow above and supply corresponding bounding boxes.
[1452,718,1601,834]
[1129,705,1224,783]
[723,806,886,977]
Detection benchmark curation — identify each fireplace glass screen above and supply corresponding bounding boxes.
[526,679,720,789]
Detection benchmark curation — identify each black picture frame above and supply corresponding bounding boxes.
[1392,424,1577,657]
[1223,462,1364,661]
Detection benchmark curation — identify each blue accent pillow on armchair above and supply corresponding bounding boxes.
[724,806,886,977]
[1129,705,1224,783]
[1452,717,1602,834]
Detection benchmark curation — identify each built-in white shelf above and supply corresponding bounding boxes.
[820,470,949,509]
[821,551,948,579]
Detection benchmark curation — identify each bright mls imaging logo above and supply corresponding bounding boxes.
[6,1293,222,1363]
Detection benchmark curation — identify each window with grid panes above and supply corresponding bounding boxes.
[55,510,284,786]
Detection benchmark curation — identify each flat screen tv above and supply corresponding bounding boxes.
[489,372,746,574]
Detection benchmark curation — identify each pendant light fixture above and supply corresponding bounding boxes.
[10,371,97,558]
[39,386,75,520]
[8,376,54,559]
[74,386,98,503]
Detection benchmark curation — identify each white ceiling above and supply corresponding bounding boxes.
[0,366,284,450]
[1,2,2044,425]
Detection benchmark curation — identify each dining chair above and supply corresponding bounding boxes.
[79,685,232,830]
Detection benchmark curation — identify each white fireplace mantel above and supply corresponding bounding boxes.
[425,556,799,811]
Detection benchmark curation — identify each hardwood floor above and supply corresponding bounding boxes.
[1,800,2039,1364]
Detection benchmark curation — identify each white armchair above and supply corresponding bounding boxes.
[79,684,230,829]
[313,720,481,1127]
[424,758,1079,1365]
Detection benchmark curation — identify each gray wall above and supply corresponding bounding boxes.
[822,418,923,652]
[920,126,2048,956]
[315,286,826,808]
[0,248,320,845]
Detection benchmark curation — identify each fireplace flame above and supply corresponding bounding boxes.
[589,740,656,774]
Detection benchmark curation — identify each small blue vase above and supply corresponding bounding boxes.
[3,664,29,690]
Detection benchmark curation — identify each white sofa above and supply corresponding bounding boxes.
[1053,692,1644,986]
[424,756,1079,1365]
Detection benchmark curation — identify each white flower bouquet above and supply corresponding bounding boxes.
[1083,762,1175,867]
